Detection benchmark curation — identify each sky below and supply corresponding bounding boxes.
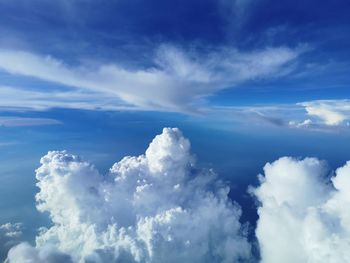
[0,0,350,262]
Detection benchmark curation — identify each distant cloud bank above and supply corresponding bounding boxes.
[214,99,350,132]
[4,128,350,262]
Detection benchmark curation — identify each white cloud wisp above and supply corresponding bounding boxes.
[212,99,350,132]
[0,116,61,127]
[0,45,301,112]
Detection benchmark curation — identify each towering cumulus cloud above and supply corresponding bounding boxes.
[7,128,350,262]
[6,128,251,263]
[252,157,350,263]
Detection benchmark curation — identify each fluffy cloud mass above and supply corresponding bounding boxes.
[252,157,350,263]
[7,128,251,263]
[0,223,22,259]
[299,100,350,126]
[6,128,350,263]
[6,243,73,263]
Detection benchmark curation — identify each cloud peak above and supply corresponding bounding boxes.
[7,128,251,263]
[6,128,350,263]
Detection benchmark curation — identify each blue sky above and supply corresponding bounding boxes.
[0,0,350,262]
[0,0,349,113]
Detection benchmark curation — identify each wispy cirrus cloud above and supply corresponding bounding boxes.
[0,45,303,112]
[0,116,61,127]
[0,86,135,112]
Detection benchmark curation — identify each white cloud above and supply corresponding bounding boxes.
[0,45,301,112]
[6,128,251,263]
[213,99,350,131]
[0,224,22,239]
[0,86,135,112]
[288,118,312,128]
[299,100,350,126]
[0,223,22,260]
[252,157,350,263]
[5,128,350,262]
[6,243,73,263]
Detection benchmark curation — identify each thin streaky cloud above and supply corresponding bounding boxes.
[0,117,62,127]
[0,45,303,112]
[208,100,350,131]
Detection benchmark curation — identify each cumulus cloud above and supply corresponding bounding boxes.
[0,45,301,112]
[252,157,350,263]
[6,243,73,263]
[5,128,350,263]
[285,100,350,130]
[299,100,350,126]
[7,128,251,263]
[0,223,22,259]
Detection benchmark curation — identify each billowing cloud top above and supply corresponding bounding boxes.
[298,100,350,126]
[7,128,251,263]
[6,128,350,263]
[252,157,350,263]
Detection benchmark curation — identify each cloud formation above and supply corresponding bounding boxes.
[252,157,350,263]
[299,100,350,126]
[6,128,350,263]
[213,99,350,132]
[7,128,251,263]
[0,45,301,112]
[0,223,22,260]
[6,243,73,263]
